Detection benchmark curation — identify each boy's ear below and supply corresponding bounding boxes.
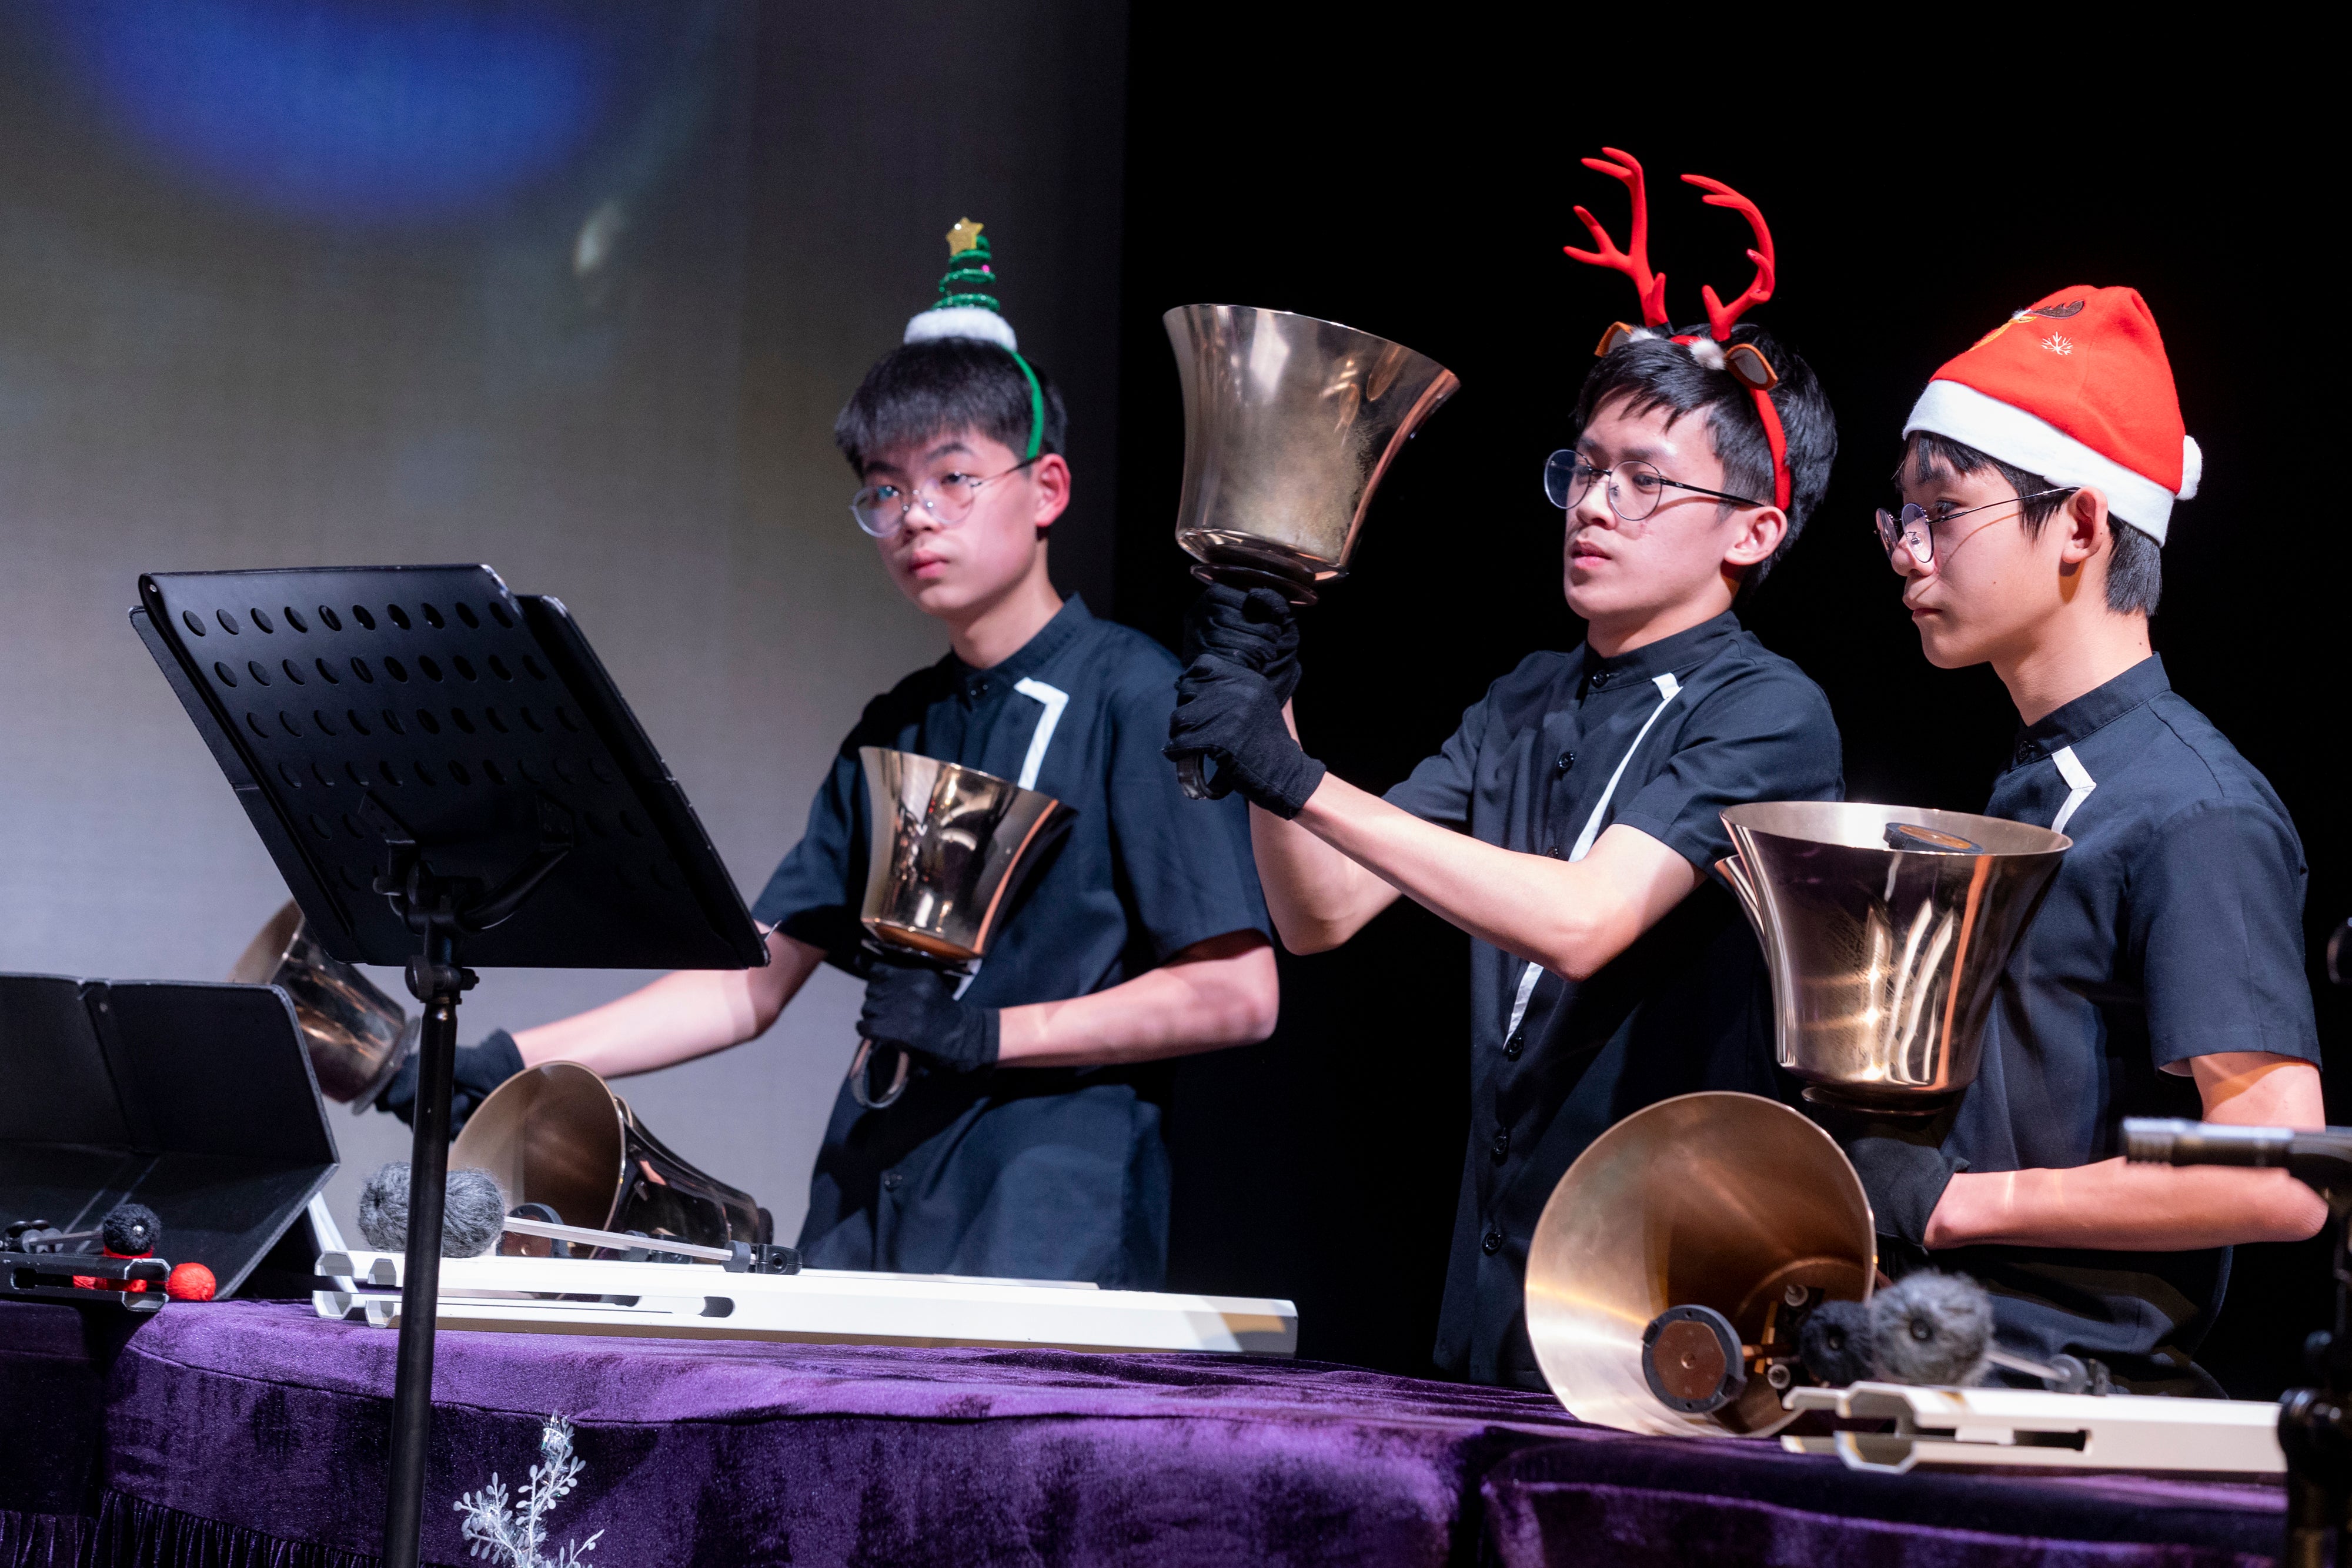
[2056,487,2110,566]
[1029,453,1073,531]
[1720,505,1789,570]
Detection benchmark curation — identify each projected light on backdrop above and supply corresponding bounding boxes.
[35,0,665,227]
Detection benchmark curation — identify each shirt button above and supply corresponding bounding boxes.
[881,1171,903,1192]
[1491,1128,1511,1159]
[1554,751,1575,775]
[1482,1228,1505,1256]
[1591,671,1612,687]
[2013,739,2043,765]
[1544,845,1565,860]
[1504,1030,1525,1060]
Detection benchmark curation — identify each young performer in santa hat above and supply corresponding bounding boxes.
[1858,286,2326,1392]
[1167,151,1845,1387]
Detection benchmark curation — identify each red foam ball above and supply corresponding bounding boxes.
[165,1262,216,1302]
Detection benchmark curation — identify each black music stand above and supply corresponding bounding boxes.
[132,565,765,1568]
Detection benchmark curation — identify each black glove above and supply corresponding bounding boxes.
[858,958,1000,1072]
[1166,586,1326,817]
[376,1029,525,1134]
[1810,1102,1967,1248]
[1181,583,1304,704]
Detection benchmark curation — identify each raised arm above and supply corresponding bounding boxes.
[1247,700,1400,951]
[513,928,823,1079]
[1291,775,1697,980]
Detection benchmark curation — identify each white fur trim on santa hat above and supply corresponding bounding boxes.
[905,306,1017,351]
[2178,437,2201,500]
[1904,379,2180,544]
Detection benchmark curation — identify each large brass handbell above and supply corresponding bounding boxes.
[1525,1092,1876,1439]
[1162,304,1458,798]
[849,747,1067,1109]
[1718,802,2068,1114]
[450,1061,768,1250]
[229,900,418,1111]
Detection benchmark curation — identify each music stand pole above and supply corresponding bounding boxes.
[381,930,469,1568]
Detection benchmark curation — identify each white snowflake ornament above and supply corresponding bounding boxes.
[453,1414,604,1568]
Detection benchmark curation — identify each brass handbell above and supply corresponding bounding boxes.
[848,747,1067,1108]
[1162,305,1457,799]
[229,900,419,1112]
[1718,802,2069,1114]
[452,1060,768,1250]
[1525,1091,1876,1438]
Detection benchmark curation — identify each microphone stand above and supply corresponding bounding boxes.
[2124,1119,2352,1568]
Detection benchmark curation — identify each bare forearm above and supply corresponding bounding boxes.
[1292,774,1693,980]
[1926,1159,2326,1250]
[997,933,1278,1068]
[1925,1056,2328,1251]
[513,932,818,1078]
[1251,803,1397,952]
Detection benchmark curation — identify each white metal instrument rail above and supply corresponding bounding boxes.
[1781,1381,2284,1475]
[316,1250,1298,1356]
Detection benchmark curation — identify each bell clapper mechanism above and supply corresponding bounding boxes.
[1161,304,1458,799]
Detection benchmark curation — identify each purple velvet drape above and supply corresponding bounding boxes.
[1481,1431,2284,1567]
[0,1298,2297,1567]
[97,1301,1586,1566]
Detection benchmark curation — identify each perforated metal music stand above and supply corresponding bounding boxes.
[132,564,764,1568]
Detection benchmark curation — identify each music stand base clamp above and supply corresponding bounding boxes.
[2281,1196,2352,1568]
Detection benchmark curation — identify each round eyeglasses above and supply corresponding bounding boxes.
[851,457,1039,539]
[1873,488,2076,570]
[1543,450,1766,526]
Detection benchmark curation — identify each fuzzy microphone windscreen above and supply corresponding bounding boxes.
[356,1163,507,1258]
[101,1202,161,1256]
[1867,1271,1993,1388]
[1796,1298,1875,1388]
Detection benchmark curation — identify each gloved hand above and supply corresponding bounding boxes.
[376,1029,525,1134]
[858,958,1000,1072]
[1167,586,1325,818]
[1181,583,1304,704]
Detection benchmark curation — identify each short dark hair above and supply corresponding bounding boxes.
[1903,430,2161,615]
[1568,320,1836,591]
[834,336,1067,474]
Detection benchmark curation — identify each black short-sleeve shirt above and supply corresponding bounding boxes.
[1384,611,1845,1386]
[1847,657,2322,1389]
[751,596,1269,1288]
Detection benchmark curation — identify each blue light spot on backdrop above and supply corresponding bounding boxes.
[42,0,636,226]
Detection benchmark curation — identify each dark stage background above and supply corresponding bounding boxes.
[0,3,2334,1402]
[1126,29,2341,1399]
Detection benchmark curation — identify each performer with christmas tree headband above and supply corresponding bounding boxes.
[1853,286,2325,1390]
[1167,149,1846,1386]
[389,220,1278,1288]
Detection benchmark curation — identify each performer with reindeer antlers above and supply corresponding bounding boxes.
[1165,150,1845,1388]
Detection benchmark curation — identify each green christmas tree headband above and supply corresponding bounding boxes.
[903,218,1046,462]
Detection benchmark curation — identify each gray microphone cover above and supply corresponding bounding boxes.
[356,1162,507,1258]
[1867,1271,1993,1388]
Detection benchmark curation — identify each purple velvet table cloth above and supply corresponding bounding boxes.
[72,1299,1588,1566]
[0,1298,2294,1567]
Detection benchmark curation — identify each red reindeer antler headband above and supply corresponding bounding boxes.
[1565,148,1790,512]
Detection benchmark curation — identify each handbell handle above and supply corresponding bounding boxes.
[1175,753,1217,802]
[847,1038,912,1109]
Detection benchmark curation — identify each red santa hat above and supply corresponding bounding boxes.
[1902,285,2200,544]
